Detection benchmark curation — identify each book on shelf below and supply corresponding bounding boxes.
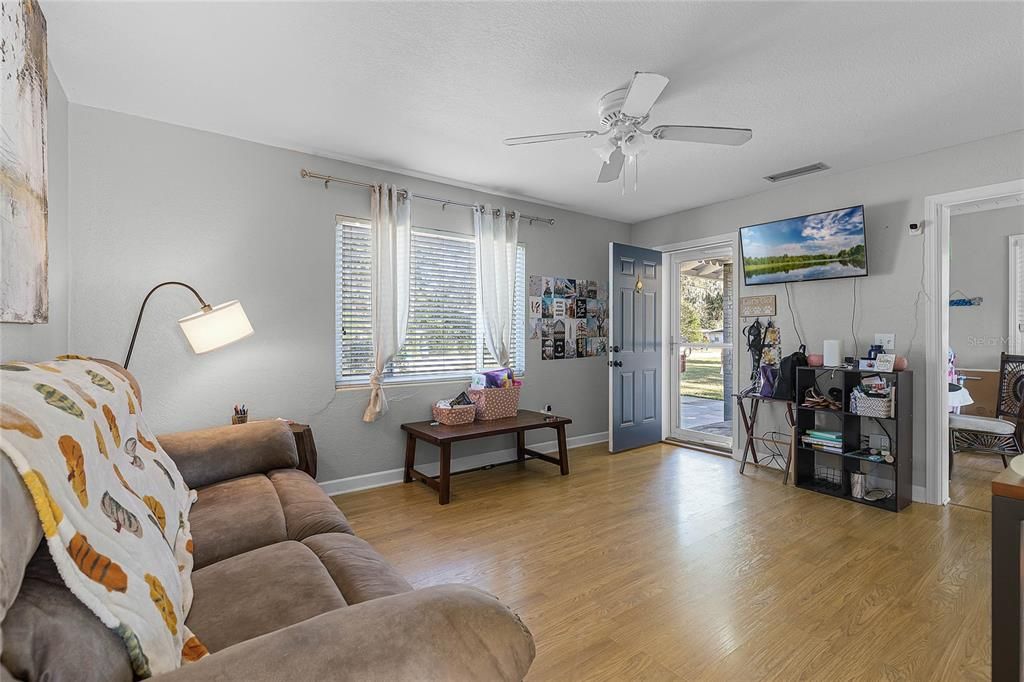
[800,438,843,454]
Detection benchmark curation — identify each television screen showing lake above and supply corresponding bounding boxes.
[739,205,867,285]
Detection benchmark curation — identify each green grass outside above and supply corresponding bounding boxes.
[680,348,724,400]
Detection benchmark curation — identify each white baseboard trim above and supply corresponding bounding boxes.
[320,431,608,497]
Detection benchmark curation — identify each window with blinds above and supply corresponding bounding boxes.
[336,219,526,384]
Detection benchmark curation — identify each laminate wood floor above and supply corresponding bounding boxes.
[950,449,1007,512]
[333,442,991,681]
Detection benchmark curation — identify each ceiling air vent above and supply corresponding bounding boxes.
[763,162,830,183]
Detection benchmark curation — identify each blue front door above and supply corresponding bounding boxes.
[609,242,663,452]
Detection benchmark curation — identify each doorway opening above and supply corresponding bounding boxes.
[923,179,1024,506]
[947,196,1024,511]
[669,239,738,451]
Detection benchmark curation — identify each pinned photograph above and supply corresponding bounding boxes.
[529,296,542,319]
[552,318,566,359]
[529,274,543,297]
[542,277,554,297]
[575,297,588,318]
[576,337,588,357]
[542,295,554,318]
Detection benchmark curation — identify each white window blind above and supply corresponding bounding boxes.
[1010,234,1024,354]
[336,219,526,384]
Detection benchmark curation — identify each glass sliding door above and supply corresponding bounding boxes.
[670,243,736,449]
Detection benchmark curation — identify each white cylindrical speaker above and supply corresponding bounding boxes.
[823,339,842,367]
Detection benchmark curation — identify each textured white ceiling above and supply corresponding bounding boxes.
[43,1,1024,223]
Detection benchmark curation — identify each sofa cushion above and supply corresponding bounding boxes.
[186,541,346,653]
[0,456,42,637]
[0,546,133,682]
[189,474,288,569]
[269,469,354,538]
[302,533,413,605]
[950,413,1017,435]
[158,421,299,490]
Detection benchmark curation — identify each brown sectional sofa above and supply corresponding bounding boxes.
[1,418,535,680]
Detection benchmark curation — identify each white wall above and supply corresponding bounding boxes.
[950,205,1024,369]
[65,105,630,484]
[0,64,69,361]
[630,130,1024,491]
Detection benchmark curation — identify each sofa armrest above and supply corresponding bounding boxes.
[157,421,299,489]
[158,585,534,681]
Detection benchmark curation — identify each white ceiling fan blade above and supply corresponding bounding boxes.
[651,125,753,146]
[503,130,600,146]
[620,72,670,118]
[597,148,625,183]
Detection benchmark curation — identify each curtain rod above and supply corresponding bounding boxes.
[300,169,555,226]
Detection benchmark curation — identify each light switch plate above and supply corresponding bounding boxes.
[874,333,896,352]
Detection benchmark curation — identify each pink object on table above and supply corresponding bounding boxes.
[807,353,824,367]
[468,385,521,420]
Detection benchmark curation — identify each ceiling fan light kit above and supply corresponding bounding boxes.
[503,71,753,192]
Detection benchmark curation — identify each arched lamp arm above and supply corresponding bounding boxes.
[124,281,210,369]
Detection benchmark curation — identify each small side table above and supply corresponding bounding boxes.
[287,422,318,478]
[733,392,796,485]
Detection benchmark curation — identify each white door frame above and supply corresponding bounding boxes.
[924,179,1024,505]
[657,232,742,459]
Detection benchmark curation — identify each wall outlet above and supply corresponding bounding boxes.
[874,333,896,352]
[869,434,890,450]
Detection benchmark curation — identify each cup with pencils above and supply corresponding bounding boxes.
[232,404,248,425]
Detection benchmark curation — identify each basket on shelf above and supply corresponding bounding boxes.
[851,395,893,418]
[431,403,477,426]
[468,384,521,420]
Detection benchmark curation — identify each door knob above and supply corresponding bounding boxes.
[612,345,621,353]
[614,360,623,367]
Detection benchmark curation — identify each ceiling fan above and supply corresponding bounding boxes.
[503,72,752,190]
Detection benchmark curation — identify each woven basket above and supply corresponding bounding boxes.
[468,385,521,420]
[852,396,892,418]
[432,403,476,426]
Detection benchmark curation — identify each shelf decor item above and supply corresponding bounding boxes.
[823,339,842,367]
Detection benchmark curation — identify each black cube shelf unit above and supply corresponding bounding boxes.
[794,367,913,512]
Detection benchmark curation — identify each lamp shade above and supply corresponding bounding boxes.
[177,300,253,354]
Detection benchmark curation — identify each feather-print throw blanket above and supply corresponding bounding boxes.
[0,358,206,676]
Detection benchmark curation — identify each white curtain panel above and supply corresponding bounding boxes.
[475,204,520,367]
[363,184,411,422]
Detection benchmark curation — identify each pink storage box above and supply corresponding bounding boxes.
[468,384,521,420]
[432,403,476,426]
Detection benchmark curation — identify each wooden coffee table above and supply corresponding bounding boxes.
[401,410,572,504]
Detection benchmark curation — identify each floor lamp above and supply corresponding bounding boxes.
[123,281,253,369]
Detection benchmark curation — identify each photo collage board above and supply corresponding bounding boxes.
[528,275,608,360]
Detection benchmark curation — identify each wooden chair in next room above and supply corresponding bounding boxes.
[949,353,1024,477]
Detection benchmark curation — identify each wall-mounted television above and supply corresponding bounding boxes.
[739,205,868,286]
